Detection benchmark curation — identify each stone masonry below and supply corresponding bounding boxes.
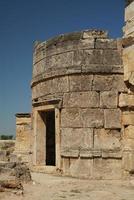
[31,30,126,179]
[15,113,32,164]
[14,0,134,179]
[122,0,134,178]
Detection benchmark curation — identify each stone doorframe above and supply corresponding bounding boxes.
[33,104,61,170]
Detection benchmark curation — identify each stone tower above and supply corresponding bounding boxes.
[14,0,134,179]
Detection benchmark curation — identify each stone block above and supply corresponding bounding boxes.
[124,125,134,139]
[122,111,134,125]
[61,149,79,158]
[100,91,118,108]
[113,75,128,92]
[93,75,113,91]
[61,108,82,128]
[50,67,68,78]
[95,39,117,49]
[70,158,93,178]
[93,158,122,179]
[66,66,82,74]
[123,151,134,172]
[63,91,99,108]
[103,50,122,65]
[46,51,73,68]
[104,109,121,129]
[39,79,52,97]
[69,74,93,92]
[62,157,70,175]
[79,38,95,49]
[34,44,45,64]
[94,129,121,150]
[16,116,31,125]
[80,150,93,158]
[81,109,104,128]
[119,93,134,107]
[81,74,94,91]
[93,75,127,92]
[69,75,81,91]
[102,150,122,158]
[82,64,123,74]
[61,128,93,151]
[123,138,134,150]
[52,76,69,93]
[73,49,105,66]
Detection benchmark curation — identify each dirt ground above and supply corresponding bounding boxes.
[1,172,134,200]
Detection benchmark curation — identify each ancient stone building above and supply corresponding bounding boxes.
[15,0,134,179]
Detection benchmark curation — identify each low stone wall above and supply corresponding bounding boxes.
[15,114,32,164]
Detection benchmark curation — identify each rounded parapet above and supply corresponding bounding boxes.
[32,29,123,88]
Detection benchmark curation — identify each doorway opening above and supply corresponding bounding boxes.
[40,110,56,166]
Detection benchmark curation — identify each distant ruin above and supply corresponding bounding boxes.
[15,0,134,179]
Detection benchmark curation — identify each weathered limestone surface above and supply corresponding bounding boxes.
[94,129,121,151]
[123,1,134,84]
[29,29,126,179]
[61,128,93,155]
[15,114,32,164]
[122,111,134,125]
[119,93,134,107]
[104,109,121,129]
[124,0,134,37]
[122,0,134,177]
[100,91,118,108]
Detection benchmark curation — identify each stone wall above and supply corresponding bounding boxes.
[122,0,134,178]
[15,113,32,164]
[31,30,128,179]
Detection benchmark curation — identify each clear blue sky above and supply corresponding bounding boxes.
[0,0,125,135]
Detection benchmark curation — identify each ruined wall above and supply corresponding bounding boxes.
[15,113,32,163]
[122,0,134,177]
[0,140,15,162]
[32,30,128,179]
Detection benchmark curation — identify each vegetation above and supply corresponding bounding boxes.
[0,135,14,140]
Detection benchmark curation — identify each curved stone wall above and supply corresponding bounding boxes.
[32,30,128,179]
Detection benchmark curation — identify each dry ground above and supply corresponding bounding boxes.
[1,173,134,200]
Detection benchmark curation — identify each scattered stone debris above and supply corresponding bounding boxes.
[0,161,31,195]
[0,179,23,190]
[13,162,32,182]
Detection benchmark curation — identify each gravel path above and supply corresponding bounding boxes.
[1,173,134,200]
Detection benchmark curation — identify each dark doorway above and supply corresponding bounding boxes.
[45,110,56,166]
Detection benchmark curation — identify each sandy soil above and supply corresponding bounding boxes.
[1,173,134,200]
